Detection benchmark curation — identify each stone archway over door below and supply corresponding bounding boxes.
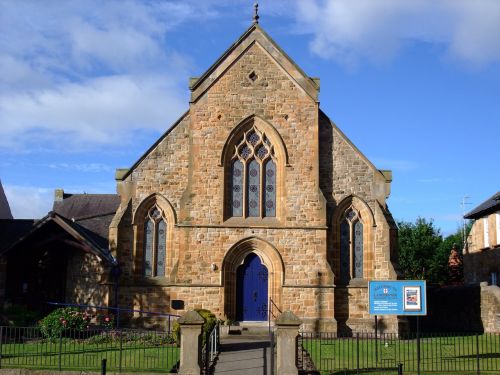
[222,237,284,321]
[236,253,268,321]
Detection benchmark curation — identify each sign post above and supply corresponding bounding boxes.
[369,280,427,375]
[369,280,427,316]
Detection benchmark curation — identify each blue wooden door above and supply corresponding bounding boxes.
[236,253,268,321]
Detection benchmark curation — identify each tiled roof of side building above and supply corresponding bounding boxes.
[53,193,120,220]
[464,191,500,219]
[52,193,121,250]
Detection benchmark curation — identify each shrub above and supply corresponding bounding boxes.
[172,308,217,346]
[38,308,92,339]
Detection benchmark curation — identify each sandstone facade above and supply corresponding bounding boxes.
[110,23,399,333]
[464,192,500,286]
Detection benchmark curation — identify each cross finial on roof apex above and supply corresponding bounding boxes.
[253,2,259,24]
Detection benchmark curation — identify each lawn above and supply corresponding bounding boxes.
[0,335,179,373]
[300,333,500,374]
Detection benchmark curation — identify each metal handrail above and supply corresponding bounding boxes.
[203,321,220,374]
[268,298,282,333]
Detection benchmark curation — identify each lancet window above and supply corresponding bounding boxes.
[143,205,167,277]
[229,126,276,218]
[339,208,364,284]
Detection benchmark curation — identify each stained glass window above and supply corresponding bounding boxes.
[229,126,276,218]
[339,208,364,284]
[143,206,167,277]
[353,220,363,279]
[247,159,260,217]
[264,159,276,217]
[143,219,154,277]
[156,220,166,277]
[340,218,350,284]
[232,160,243,217]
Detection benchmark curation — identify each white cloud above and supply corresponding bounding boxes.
[3,185,53,219]
[0,74,185,150]
[295,0,500,67]
[0,0,209,152]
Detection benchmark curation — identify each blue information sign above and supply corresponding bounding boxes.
[369,280,427,316]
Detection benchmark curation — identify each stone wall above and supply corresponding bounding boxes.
[464,212,500,284]
[467,213,500,253]
[480,283,500,333]
[464,247,500,285]
[65,251,110,307]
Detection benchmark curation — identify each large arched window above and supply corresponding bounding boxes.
[229,126,276,218]
[339,208,363,284]
[143,205,167,277]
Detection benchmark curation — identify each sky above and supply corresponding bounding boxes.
[1,0,499,236]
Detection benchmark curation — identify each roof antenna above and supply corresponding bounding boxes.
[253,2,259,24]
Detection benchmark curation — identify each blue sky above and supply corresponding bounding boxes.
[1,0,499,236]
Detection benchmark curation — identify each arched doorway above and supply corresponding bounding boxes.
[236,253,268,321]
[222,237,284,321]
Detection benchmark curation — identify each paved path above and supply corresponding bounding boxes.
[213,336,273,375]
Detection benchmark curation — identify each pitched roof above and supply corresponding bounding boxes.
[118,110,189,181]
[0,193,120,265]
[0,179,13,219]
[464,191,500,219]
[0,212,117,265]
[190,23,319,103]
[319,110,392,182]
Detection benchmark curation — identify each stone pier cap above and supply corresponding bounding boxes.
[178,310,205,325]
[276,310,302,326]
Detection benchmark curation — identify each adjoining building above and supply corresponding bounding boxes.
[464,191,500,286]
[0,191,119,315]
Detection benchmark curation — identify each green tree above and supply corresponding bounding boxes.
[397,218,442,280]
[398,219,471,283]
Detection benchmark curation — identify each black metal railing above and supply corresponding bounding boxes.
[0,326,179,373]
[268,298,281,333]
[202,321,220,374]
[298,331,500,374]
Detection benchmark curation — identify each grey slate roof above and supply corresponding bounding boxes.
[53,193,120,256]
[0,180,13,219]
[464,191,500,219]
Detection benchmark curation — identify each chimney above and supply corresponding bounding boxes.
[54,188,64,202]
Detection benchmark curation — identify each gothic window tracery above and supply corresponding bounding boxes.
[229,126,276,218]
[143,205,167,277]
[339,207,364,284]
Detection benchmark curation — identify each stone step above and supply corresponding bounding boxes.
[221,322,273,337]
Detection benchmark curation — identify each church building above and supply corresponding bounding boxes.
[109,14,400,333]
